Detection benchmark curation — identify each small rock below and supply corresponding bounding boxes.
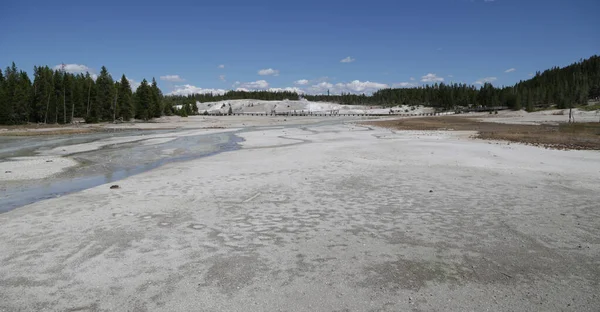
[110,185,120,189]
[46,160,53,163]
[5,171,11,174]
[429,190,433,193]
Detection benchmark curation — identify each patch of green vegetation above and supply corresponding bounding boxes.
[578,104,600,111]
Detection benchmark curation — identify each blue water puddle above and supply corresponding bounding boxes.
[0,131,244,213]
[0,119,353,213]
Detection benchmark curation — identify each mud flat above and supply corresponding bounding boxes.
[1,122,599,311]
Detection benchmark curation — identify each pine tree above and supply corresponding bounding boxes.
[31,66,54,123]
[150,78,163,118]
[1,63,31,124]
[117,75,134,121]
[84,72,96,121]
[135,79,151,120]
[0,64,16,124]
[93,66,115,122]
[15,71,32,123]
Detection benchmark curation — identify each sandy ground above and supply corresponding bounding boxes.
[0,156,78,181]
[1,120,599,311]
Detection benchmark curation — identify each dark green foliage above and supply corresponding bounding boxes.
[135,79,151,120]
[94,66,115,122]
[0,63,31,124]
[117,75,134,121]
[150,78,163,118]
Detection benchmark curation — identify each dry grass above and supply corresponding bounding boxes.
[366,116,600,150]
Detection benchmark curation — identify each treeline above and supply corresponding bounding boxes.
[163,90,300,108]
[305,55,600,110]
[0,63,169,125]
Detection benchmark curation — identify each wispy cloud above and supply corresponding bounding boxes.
[421,73,444,83]
[392,82,417,88]
[168,85,227,96]
[307,80,388,95]
[340,56,355,63]
[218,64,225,69]
[474,77,497,85]
[219,75,226,82]
[410,77,415,81]
[294,79,309,85]
[127,77,140,91]
[234,80,270,90]
[54,63,92,74]
[160,75,185,82]
[258,68,279,76]
[268,87,304,94]
[505,68,516,73]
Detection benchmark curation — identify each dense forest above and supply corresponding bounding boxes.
[0,64,300,125]
[0,64,167,125]
[305,56,600,110]
[0,56,598,125]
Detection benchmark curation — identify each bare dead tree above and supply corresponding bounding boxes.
[44,89,50,124]
[86,80,92,118]
[113,87,119,122]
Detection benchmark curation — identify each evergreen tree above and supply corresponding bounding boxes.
[150,78,163,118]
[0,70,5,123]
[31,66,54,123]
[135,79,151,120]
[1,63,31,124]
[84,72,96,120]
[93,66,115,122]
[117,75,134,121]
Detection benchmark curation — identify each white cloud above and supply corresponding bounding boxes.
[160,75,185,82]
[307,82,334,94]
[258,68,279,76]
[294,79,309,85]
[307,80,388,95]
[218,64,225,69]
[340,56,356,63]
[127,78,140,91]
[268,87,305,94]
[168,84,227,96]
[448,75,454,78]
[219,75,226,82]
[474,77,497,85]
[234,80,270,90]
[392,82,417,88]
[529,73,534,77]
[53,63,91,74]
[91,74,98,81]
[421,73,444,83]
[505,68,516,73]
[410,77,415,81]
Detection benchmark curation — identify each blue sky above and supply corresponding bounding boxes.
[1,0,598,95]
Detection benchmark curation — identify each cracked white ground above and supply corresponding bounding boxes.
[1,119,599,312]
